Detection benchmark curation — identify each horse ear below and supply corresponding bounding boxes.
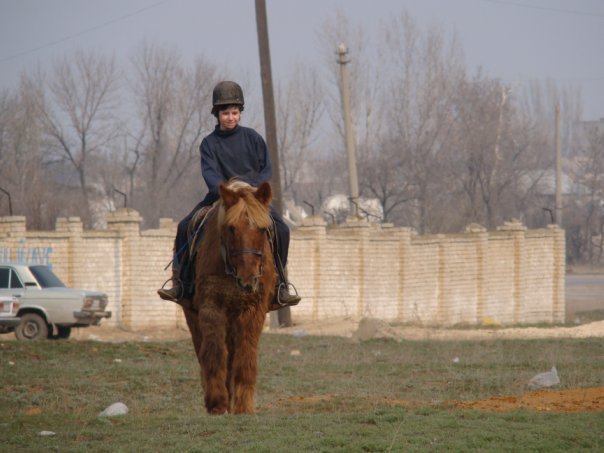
[255,182,272,206]
[219,183,239,207]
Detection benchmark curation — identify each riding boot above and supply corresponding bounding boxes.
[158,268,183,303]
[269,280,301,311]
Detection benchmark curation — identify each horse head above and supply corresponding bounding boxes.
[218,180,273,293]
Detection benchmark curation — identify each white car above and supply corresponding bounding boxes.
[0,296,20,332]
[0,263,111,340]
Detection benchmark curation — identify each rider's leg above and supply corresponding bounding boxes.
[270,208,301,308]
[158,211,192,302]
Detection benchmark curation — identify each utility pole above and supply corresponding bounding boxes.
[255,0,282,216]
[255,0,292,328]
[336,43,360,217]
[555,102,562,225]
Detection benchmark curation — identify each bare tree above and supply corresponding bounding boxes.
[447,71,556,230]
[521,79,583,156]
[568,122,604,263]
[276,64,324,204]
[129,42,218,225]
[0,83,62,228]
[24,51,121,227]
[376,13,464,232]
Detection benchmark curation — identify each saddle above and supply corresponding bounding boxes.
[178,204,291,310]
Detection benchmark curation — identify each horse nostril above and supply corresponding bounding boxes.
[236,276,260,293]
[237,278,253,293]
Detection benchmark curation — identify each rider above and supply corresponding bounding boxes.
[158,80,301,309]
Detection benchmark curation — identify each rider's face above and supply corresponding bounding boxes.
[218,106,241,131]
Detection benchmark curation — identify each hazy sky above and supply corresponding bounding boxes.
[1,0,603,119]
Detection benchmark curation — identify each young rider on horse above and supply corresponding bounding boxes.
[158,80,301,309]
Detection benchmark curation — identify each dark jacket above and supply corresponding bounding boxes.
[199,124,272,206]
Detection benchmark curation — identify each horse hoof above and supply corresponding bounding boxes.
[208,406,228,415]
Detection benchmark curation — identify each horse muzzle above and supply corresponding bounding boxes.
[222,245,264,293]
[236,275,260,293]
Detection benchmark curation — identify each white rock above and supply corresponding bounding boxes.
[99,402,129,417]
[38,431,56,437]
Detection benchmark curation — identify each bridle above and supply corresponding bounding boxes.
[220,232,268,281]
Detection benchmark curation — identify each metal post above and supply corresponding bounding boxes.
[337,43,360,217]
[555,102,562,225]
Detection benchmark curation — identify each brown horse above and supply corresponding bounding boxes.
[182,180,277,415]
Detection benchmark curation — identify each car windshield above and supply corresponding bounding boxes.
[29,265,66,288]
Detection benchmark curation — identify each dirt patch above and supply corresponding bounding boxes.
[453,387,604,412]
[262,388,604,413]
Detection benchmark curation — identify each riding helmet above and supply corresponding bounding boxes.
[212,81,244,114]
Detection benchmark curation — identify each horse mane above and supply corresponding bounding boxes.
[218,180,272,229]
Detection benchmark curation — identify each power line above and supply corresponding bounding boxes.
[478,0,604,19]
[0,0,170,64]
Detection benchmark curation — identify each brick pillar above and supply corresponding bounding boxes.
[55,217,83,287]
[498,219,526,323]
[106,208,142,329]
[466,223,488,323]
[339,217,370,318]
[549,224,566,323]
[291,216,327,321]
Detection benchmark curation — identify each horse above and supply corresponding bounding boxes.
[182,180,277,415]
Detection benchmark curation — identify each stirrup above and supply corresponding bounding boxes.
[158,278,184,302]
[276,281,300,307]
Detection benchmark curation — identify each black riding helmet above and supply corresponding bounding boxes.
[211,81,244,116]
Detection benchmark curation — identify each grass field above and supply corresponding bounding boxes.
[1,333,603,451]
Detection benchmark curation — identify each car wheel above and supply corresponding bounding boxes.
[56,326,72,339]
[15,313,49,341]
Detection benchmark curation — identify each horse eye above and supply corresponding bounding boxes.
[228,226,236,235]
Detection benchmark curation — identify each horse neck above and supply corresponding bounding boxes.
[196,208,223,272]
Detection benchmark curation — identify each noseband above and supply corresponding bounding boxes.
[220,242,265,279]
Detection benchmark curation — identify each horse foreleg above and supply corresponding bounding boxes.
[230,310,265,414]
[183,307,202,366]
[198,307,229,415]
